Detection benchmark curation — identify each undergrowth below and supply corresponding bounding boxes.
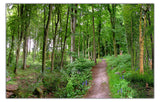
[6,55,95,98]
[104,54,154,98]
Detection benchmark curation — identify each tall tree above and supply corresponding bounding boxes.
[42,4,52,73]
[51,5,60,72]
[60,6,70,69]
[139,4,147,74]
[23,5,31,70]
[98,5,102,59]
[70,4,77,63]
[14,4,24,74]
[107,4,117,57]
[92,4,96,63]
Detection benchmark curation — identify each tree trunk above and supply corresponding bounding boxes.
[14,4,24,74]
[23,29,27,70]
[88,36,90,59]
[131,16,134,70]
[7,31,14,66]
[23,5,30,70]
[70,4,77,63]
[139,5,146,74]
[147,5,154,71]
[107,4,117,57]
[42,4,52,73]
[92,5,96,63]
[60,7,69,69]
[33,27,37,62]
[98,19,101,59]
[78,30,81,57]
[51,5,60,72]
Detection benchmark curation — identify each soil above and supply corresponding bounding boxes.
[84,59,110,98]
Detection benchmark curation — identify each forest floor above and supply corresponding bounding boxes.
[84,59,110,98]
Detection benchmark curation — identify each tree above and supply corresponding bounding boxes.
[23,5,31,70]
[70,4,77,63]
[42,4,52,73]
[60,6,70,69]
[107,4,117,57]
[51,5,60,72]
[92,4,96,63]
[139,4,147,74]
[14,4,24,74]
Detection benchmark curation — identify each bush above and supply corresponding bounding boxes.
[104,54,137,98]
[60,58,95,98]
[126,71,154,86]
[42,71,69,93]
[104,54,154,98]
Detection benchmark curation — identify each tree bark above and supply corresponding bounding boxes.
[33,28,37,62]
[92,5,97,63]
[60,7,69,69]
[51,5,60,72]
[7,31,14,66]
[98,18,101,59]
[23,5,30,70]
[139,5,146,74]
[70,4,77,63]
[147,5,154,71]
[14,4,24,74]
[107,4,117,57]
[131,16,134,70]
[42,4,52,73]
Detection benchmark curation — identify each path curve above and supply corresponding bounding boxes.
[84,59,110,98]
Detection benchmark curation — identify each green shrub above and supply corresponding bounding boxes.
[104,54,154,98]
[126,71,154,86]
[60,58,95,98]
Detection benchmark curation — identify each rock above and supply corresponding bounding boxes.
[33,87,43,98]
[6,84,18,98]
[6,92,14,98]
[6,84,18,92]
[115,72,120,75]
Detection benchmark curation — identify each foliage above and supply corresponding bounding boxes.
[54,58,95,98]
[104,54,153,98]
[6,4,154,98]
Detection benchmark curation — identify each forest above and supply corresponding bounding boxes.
[6,4,154,98]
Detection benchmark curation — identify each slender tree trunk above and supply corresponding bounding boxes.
[139,5,143,74]
[60,7,69,69]
[88,36,90,59]
[51,6,60,72]
[139,5,146,74]
[14,4,24,74]
[23,30,27,70]
[7,32,14,66]
[98,19,101,59]
[78,30,81,57]
[33,27,37,62]
[70,4,77,63]
[23,5,30,70]
[42,4,52,73]
[112,6,117,57]
[147,5,154,71]
[131,16,134,70]
[92,5,96,63]
[107,4,117,57]
[83,34,85,57]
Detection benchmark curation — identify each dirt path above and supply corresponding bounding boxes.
[84,59,110,98]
